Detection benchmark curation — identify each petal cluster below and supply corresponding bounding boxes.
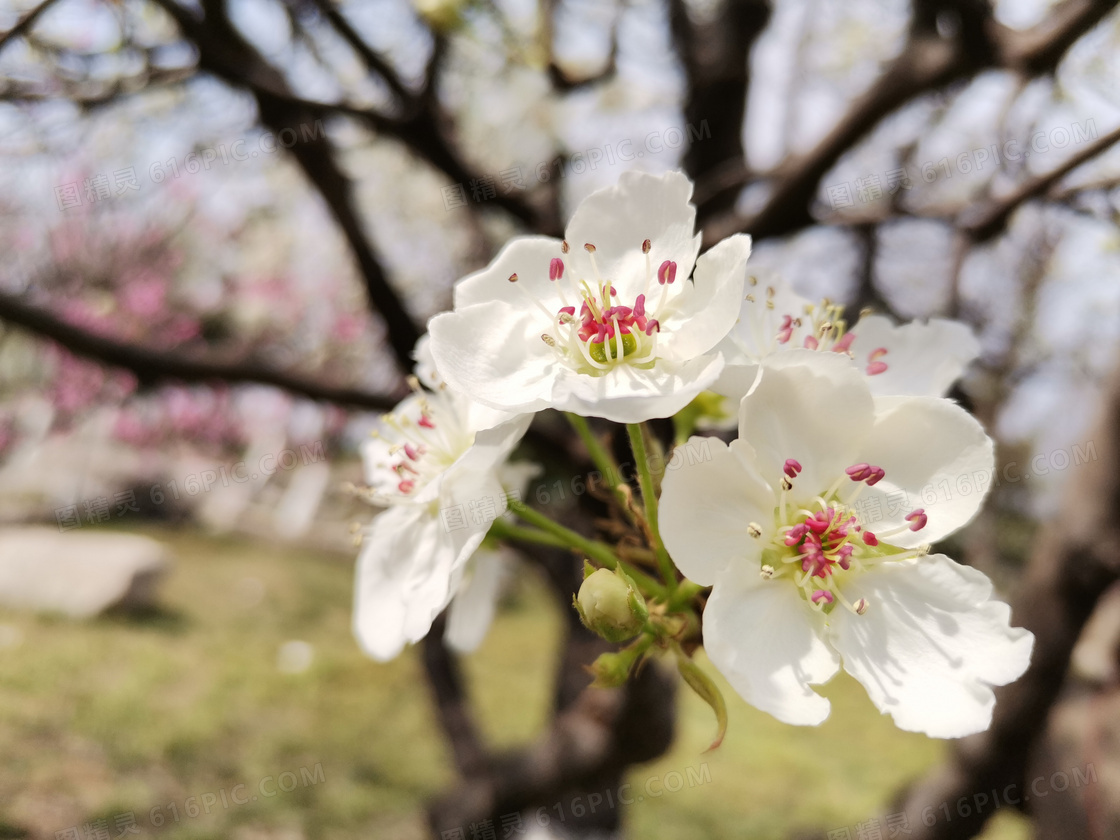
[428,171,751,422]
[713,276,982,406]
[660,352,1034,738]
[353,338,535,661]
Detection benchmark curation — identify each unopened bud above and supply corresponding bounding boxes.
[586,647,642,688]
[575,568,648,643]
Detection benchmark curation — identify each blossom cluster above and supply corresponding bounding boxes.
[353,170,1033,740]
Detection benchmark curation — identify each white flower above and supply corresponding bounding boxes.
[659,351,1033,738]
[428,170,752,423]
[712,277,981,405]
[353,339,536,661]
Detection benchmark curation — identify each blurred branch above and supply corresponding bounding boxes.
[0,0,60,54]
[0,290,400,410]
[422,613,491,779]
[962,120,1120,242]
[307,0,413,108]
[151,0,423,374]
[670,0,771,220]
[889,358,1120,840]
[543,0,619,92]
[701,0,1119,246]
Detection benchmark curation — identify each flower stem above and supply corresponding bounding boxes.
[626,423,677,592]
[565,412,636,522]
[487,518,570,551]
[505,500,666,599]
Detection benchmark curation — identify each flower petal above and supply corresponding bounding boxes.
[454,235,564,310]
[563,170,702,300]
[720,276,814,363]
[853,395,994,547]
[353,505,482,661]
[555,352,725,423]
[445,549,507,653]
[704,566,840,726]
[660,436,776,585]
[828,554,1034,738]
[738,351,873,495]
[851,315,981,397]
[429,303,559,415]
[662,233,751,360]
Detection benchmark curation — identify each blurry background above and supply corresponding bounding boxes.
[1,0,1120,838]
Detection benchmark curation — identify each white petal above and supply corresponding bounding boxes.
[412,334,442,390]
[852,396,994,547]
[453,235,564,310]
[440,413,534,553]
[704,566,841,726]
[353,506,482,661]
[710,362,761,413]
[660,437,775,585]
[829,554,1034,738]
[445,550,507,653]
[738,350,873,495]
[429,303,558,415]
[851,315,981,397]
[662,233,751,360]
[720,276,814,363]
[563,170,702,300]
[555,352,725,423]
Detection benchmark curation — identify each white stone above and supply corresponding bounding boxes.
[0,527,171,617]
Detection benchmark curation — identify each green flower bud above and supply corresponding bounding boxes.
[586,647,642,688]
[575,568,648,643]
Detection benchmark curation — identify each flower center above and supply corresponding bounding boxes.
[751,457,929,616]
[737,284,891,377]
[365,379,472,501]
[517,239,675,376]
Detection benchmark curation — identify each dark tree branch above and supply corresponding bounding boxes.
[0,290,399,410]
[0,0,60,54]
[151,0,422,374]
[889,358,1120,840]
[670,0,771,221]
[700,0,1119,247]
[962,120,1120,242]
[308,0,413,108]
[422,613,491,779]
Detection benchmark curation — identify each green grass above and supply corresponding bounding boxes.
[0,526,1030,840]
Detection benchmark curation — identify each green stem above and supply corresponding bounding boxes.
[487,518,570,551]
[505,500,666,599]
[626,423,677,592]
[565,412,636,521]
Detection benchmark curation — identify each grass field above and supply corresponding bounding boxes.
[0,526,1031,840]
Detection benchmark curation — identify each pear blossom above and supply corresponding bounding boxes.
[712,276,982,404]
[353,339,536,661]
[428,170,751,423]
[659,351,1033,738]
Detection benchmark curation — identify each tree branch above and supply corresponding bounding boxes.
[151,0,423,373]
[0,290,399,410]
[700,0,1119,247]
[0,0,60,54]
[962,120,1120,242]
[889,358,1120,840]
